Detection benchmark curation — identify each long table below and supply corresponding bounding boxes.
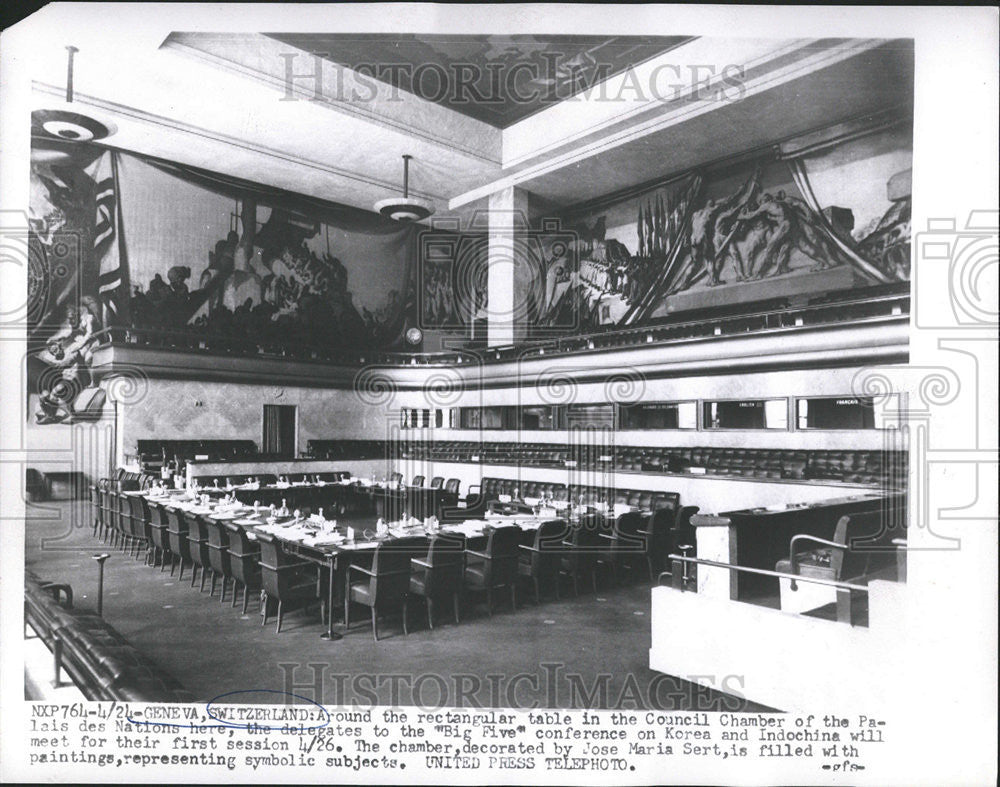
[136,488,587,641]
[186,480,460,522]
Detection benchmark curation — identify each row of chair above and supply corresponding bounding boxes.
[338,509,698,641]
[91,474,698,641]
[400,442,907,485]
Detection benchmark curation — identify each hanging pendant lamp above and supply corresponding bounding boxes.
[374,155,434,222]
[32,46,117,161]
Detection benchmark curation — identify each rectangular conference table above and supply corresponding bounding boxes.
[183,480,459,522]
[137,488,583,641]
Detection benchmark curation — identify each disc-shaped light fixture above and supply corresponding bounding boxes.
[32,46,117,151]
[374,155,434,222]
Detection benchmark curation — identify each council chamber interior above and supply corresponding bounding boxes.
[22,27,915,713]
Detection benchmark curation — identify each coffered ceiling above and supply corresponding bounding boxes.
[264,34,692,128]
[17,5,913,225]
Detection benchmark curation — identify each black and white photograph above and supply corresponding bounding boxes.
[1,3,996,785]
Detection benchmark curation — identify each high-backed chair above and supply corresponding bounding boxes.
[114,492,132,554]
[444,478,460,494]
[346,536,428,641]
[184,512,213,592]
[225,522,263,615]
[674,505,700,559]
[776,510,903,622]
[164,506,192,580]
[203,517,235,606]
[518,519,567,603]
[560,517,603,595]
[389,472,403,486]
[595,511,647,585]
[464,525,521,616]
[257,532,322,634]
[129,494,153,565]
[146,500,172,570]
[96,483,113,544]
[639,505,679,580]
[412,474,425,488]
[409,534,465,628]
[89,485,103,538]
[429,476,444,490]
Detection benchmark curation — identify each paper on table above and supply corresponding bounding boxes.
[341,540,379,550]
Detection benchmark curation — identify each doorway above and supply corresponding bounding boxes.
[262,404,297,458]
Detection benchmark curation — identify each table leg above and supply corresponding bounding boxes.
[321,555,343,641]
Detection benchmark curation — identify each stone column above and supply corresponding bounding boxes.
[486,186,532,347]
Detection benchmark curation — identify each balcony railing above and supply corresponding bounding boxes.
[104,284,909,369]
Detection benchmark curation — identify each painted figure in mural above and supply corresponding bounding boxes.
[34,297,103,424]
[422,262,454,326]
[734,190,843,279]
[689,172,760,286]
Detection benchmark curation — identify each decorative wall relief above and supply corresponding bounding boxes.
[549,116,912,327]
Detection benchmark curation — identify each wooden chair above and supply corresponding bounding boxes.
[518,519,567,603]
[89,485,103,539]
[776,510,904,623]
[638,506,677,581]
[184,512,213,592]
[560,517,603,596]
[225,523,263,615]
[409,534,465,628]
[595,511,647,585]
[464,526,521,616]
[346,537,428,641]
[111,491,130,554]
[257,532,322,634]
[97,483,114,544]
[146,500,172,570]
[129,494,154,565]
[203,517,235,606]
[673,505,701,583]
[164,506,192,580]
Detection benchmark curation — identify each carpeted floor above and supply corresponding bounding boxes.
[25,499,771,711]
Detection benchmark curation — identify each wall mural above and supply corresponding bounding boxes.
[417,120,912,338]
[26,118,911,422]
[548,118,912,328]
[27,143,418,423]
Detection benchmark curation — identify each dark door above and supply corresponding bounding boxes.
[262,405,297,458]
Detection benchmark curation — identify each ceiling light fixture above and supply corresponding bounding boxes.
[374,155,434,222]
[32,46,117,149]
[31,46,118,160]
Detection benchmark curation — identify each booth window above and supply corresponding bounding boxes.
[796,396,898,429]
[619,401,697,429]
[703,399,788,430]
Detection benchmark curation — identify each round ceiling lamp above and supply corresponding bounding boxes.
[32,46,117,150]
[374,155,434,222]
